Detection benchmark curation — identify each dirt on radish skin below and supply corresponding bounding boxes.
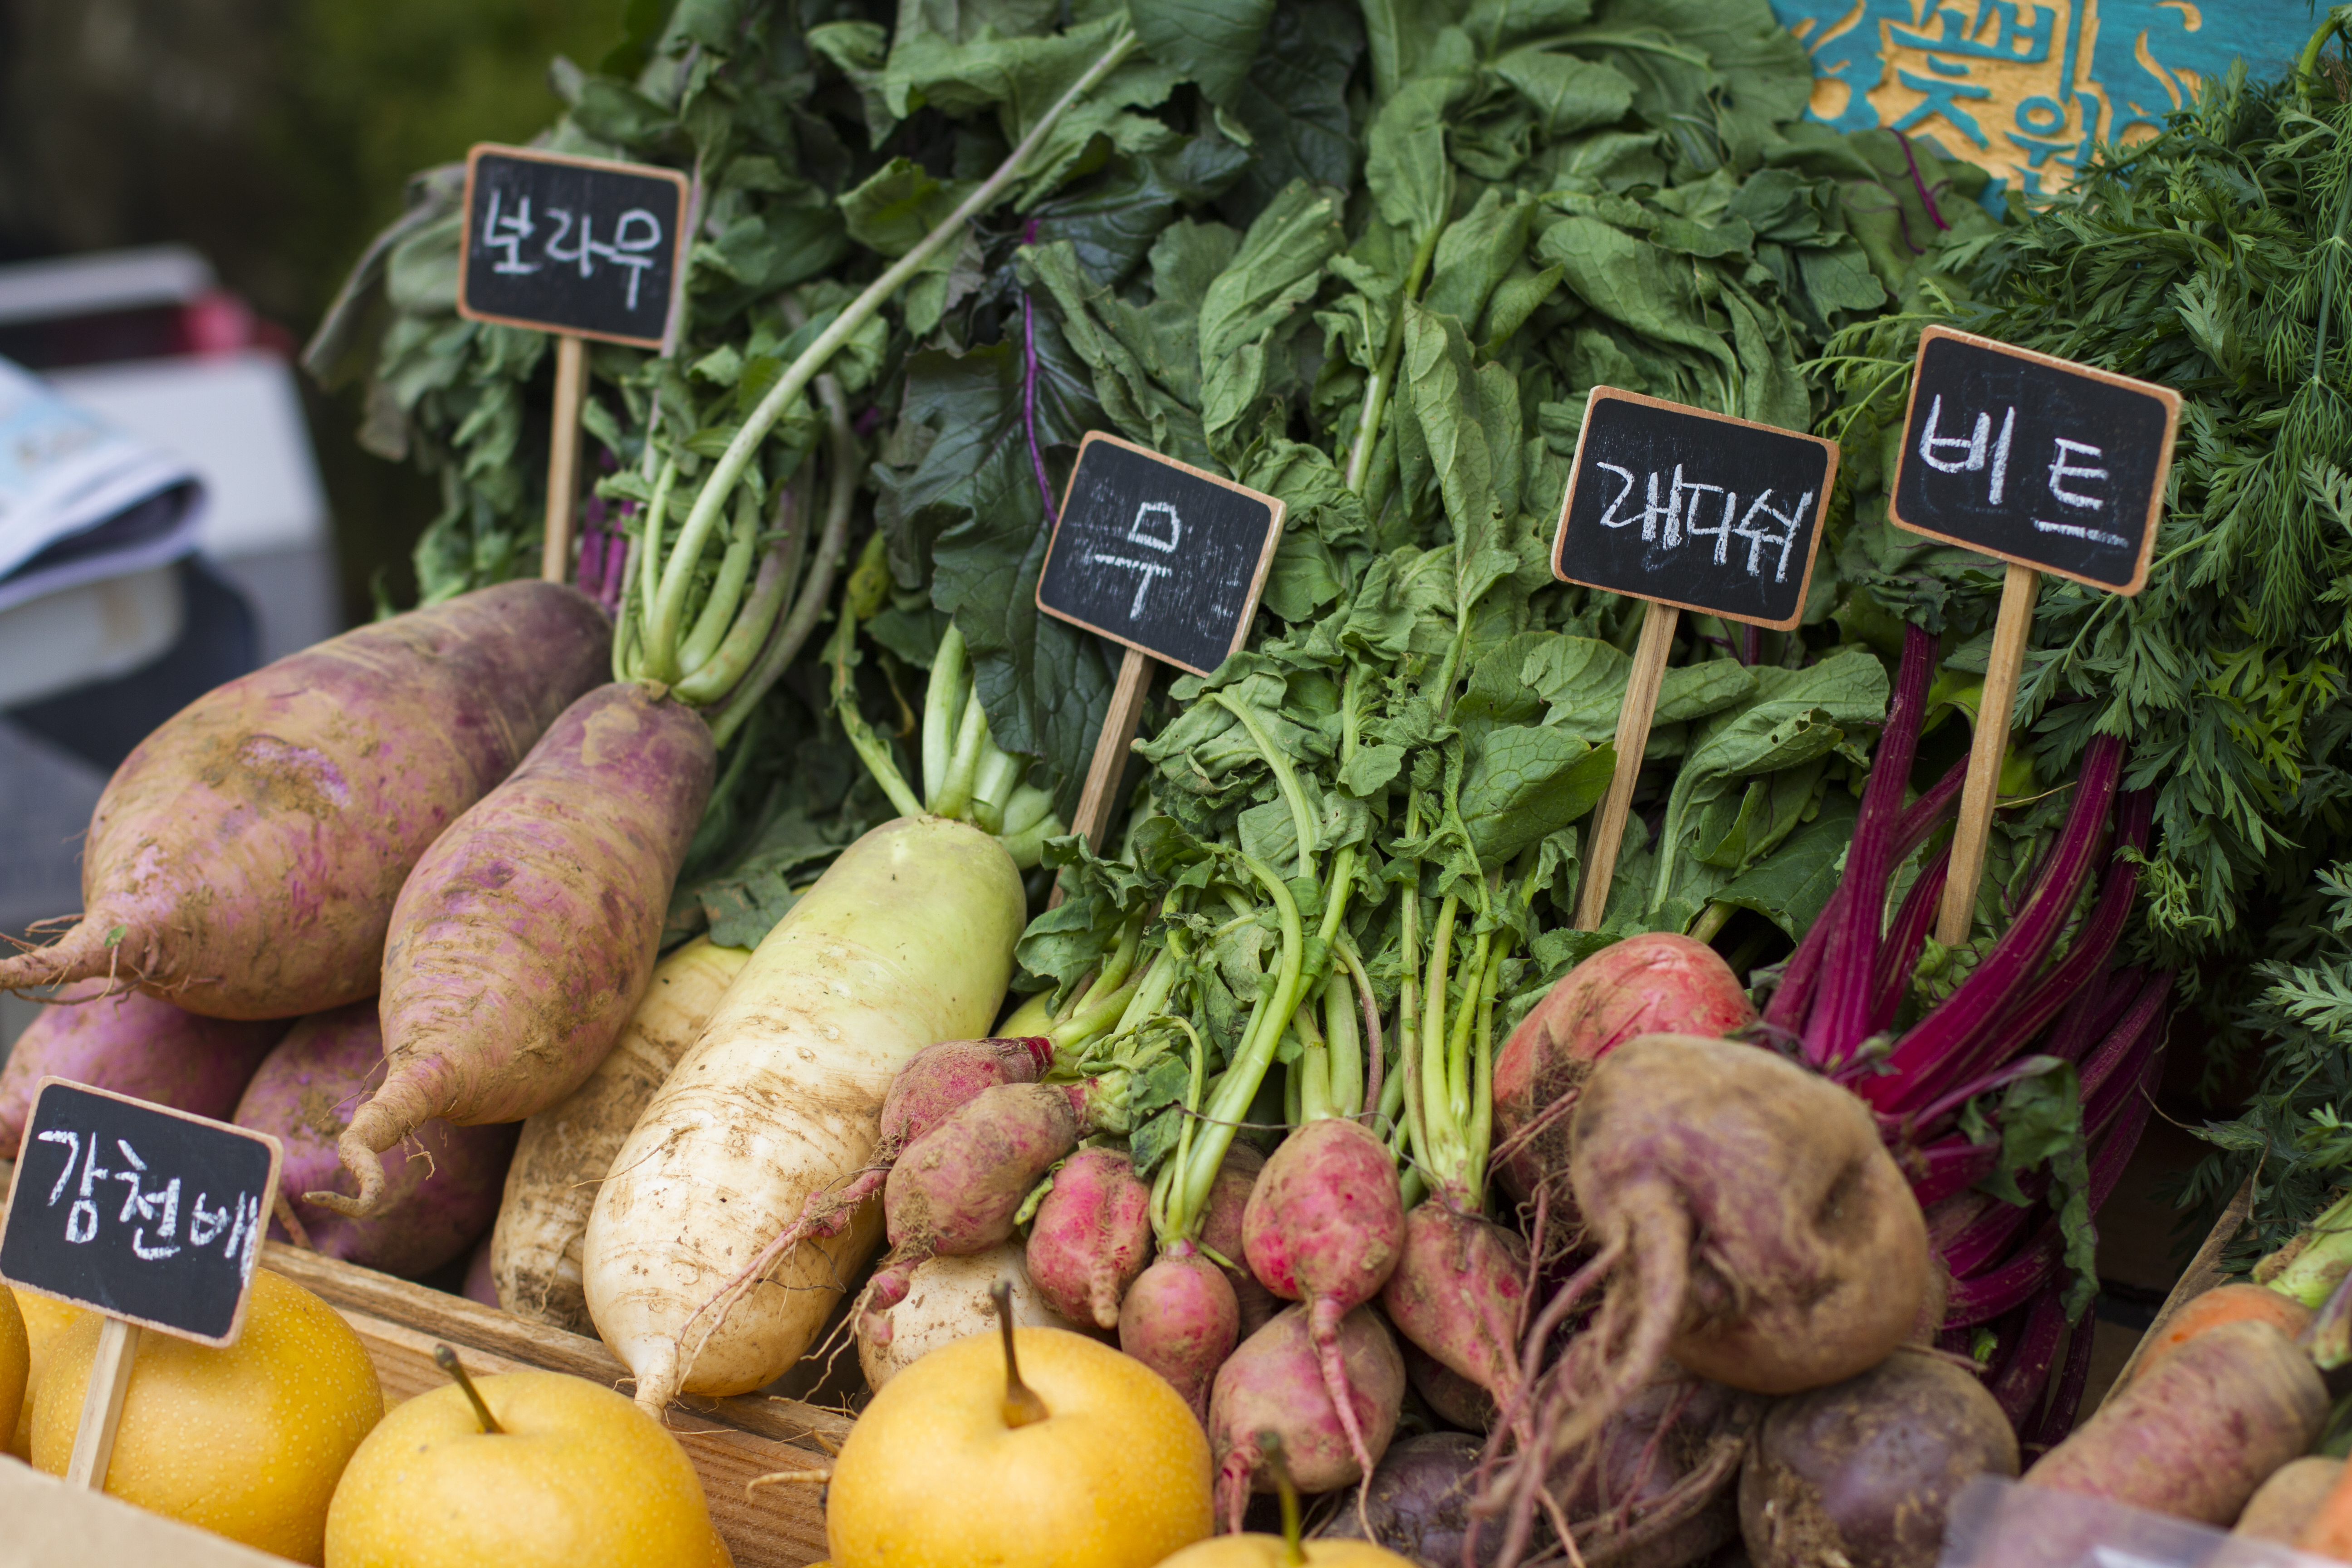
[1492,935,1756,1204]
[0,987,286,1158]
[856,1242,1079,1391]
[1739,1348,2017,1568]
[1211,1304,1404,1532]
[1381,1202,1529,1421]
[862,1080,1082,1344]
[0,580,608,1019]
[1026,1146,1154,1329]
[1121,1243,1240,1421]
[237,1002,517,1278]
[322,681,714,1218]
[1241,1117,1405,1486]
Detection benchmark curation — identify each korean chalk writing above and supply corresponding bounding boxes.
[0,1080,282,1346]
[458,145,691,349]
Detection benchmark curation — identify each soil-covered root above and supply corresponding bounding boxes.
[1381,1200,1529,1426]
[1120,1243,1240,1422]
[2235,1456,2343,1543]
[856,1242,1079,1391]
[1210,1303,1404,1533]
[1026,1146,1154,1329]
[1553,1373,1760,1568]
[1315,1431,1504,1566]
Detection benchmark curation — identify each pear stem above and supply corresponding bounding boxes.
[993,1279,1049,1429]
[433,1344,505,1435]
[1262,1431,1306,1564]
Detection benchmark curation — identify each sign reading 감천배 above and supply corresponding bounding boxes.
[1034,432,1286,679]
[1551,388,1838,630]
[1890,326,2179,594]
[457,145,691,350]
[0,1080,282,1346]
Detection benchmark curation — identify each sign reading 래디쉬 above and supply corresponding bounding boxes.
[1889,326,2178,594]
[457,145,691,350]
[0,1080,282,1346]
[1551,388,1837,629]
[1035,432,1286,679]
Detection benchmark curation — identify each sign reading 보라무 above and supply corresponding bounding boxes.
[1774,0,2313,198]
[1889,326,2177,593]
[457,145,690,349]
[1035,432,1286,679]
[1551,388,1838,631]
[0,1080,282,1346]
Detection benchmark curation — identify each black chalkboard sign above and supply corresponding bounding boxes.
[1,1080,281,1346]
[1551,389,1837,630]
[1035,432,1286,678]
[457,145,691,350]
[1890,326,2179,594]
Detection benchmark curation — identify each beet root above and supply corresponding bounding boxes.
[1315,1431,1504,1566]
[2024,1318,2326,1527]
[0,987,286,1158]
[1210,1303,1404,1533]
[238,1001,517,1277]
[1200,1142,1278,1337]
[1241,1117,1405,1487]
[1554,1372,1760,1568]
[1380,1200,1529,1424]
[1025,1146,1154,1329]
[1740,1347,2018,1568]
[1119,1242,1240,1422]
[862,1080,1080,1344]
[1492,934,1756,1203]
[1406,1340,1497,1432]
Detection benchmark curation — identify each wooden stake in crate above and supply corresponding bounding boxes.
[1552,388,1838,929]
[456,144,691,584]
[0,1080,284,1490]
[1885,327,2180,944]
[1036,431,1286,863]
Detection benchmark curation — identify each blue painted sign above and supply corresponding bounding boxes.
[1769,2,2314,196]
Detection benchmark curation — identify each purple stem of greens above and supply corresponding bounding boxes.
[603,534,629,613]
[2029,1301,2102,1448]
[1991,1289,2069,1426]
[1809,623,1940,1058]
[578,524,606,600]
[1868,842,1950,1037]
[1908,1137,2001,1209]
[1943,1191,2041,1279]
[1895,130,1950,231]
[1849,735,2127,1111]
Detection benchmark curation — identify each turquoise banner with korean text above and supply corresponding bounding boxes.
[1766,2,2317,195]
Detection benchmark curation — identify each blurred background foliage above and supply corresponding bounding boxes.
[0,0,627,618]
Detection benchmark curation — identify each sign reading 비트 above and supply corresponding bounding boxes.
[0,1080,282,1346]
[1035,432,1285,679]
[457,145,691,350]
[1551,388,1838,630]
[1890,326,2178,594]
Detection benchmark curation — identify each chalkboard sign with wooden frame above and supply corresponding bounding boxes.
[0,1080,282,1347]
[1550,388,1837,631]
[1889,325,2179,596]
[456,144,691,351]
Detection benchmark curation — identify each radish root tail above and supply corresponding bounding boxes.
[1308,1294,1380,1533]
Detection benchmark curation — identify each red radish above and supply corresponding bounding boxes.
[677,1033,1051,1344]
[0,581,608,1019]
[1242,1117,1406,1488]
[1379,1202,1529,1427]
[1211,1304,1405,1532]
[314,681,713,1217]
[862,1080,1084,1344]
[238,1001,517,1277]
[1490,934,1756,1203]
[1026,1146,1154,1329]
[1120,1243,1240,1421]
[1200,1143,1278,1337]
[0,987,285,1157]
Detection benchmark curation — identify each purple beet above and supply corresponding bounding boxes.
[1316,1431,1504,1566]
[236,1000,516,1278]
[1026,1146,1154,1329]
[0,986,286,1157]
[1210,1303,1405,1532]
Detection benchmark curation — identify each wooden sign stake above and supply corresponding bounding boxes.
[1068,647,1154,854]
[1936,563,2039,945]
[1576,600,1679,930]
[542,333,586,583]
[65,1317,141,1490]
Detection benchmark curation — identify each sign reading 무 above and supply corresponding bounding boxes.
[1889,326,2177,594]
[457,145,691,349]
[0,1080,281,1346]
[1551,388,1838,631]
[1035,433,1285,679]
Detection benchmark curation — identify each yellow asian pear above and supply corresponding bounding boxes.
[1155,1539,1420,1566]
[323,1365,727,1568]
[32,1269,383,1565]
[9,1288,87,1459]
[0,1284,24,1449]
[827,1322,1213,1568]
